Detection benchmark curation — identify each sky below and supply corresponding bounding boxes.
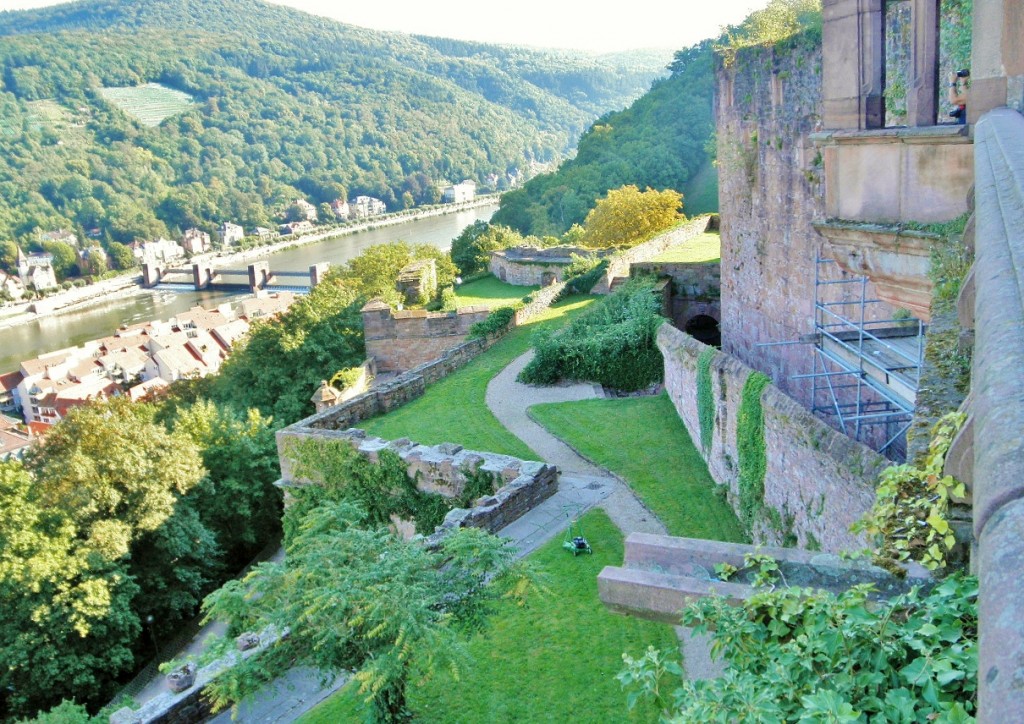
[0,0,768,53]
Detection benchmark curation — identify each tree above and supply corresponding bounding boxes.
[201,500,531,723]
[106,241,137,271]
[40,240,78,280]
[24,397,206,536]
[0,239,18,272]
[449,222,526,276]
[171,400,283,566]
[0,461,140,719]
[580,185,683,249]
[214,273,364,422]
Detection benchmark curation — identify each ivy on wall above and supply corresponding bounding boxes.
[736,371,771,530]
[696,346,716,452]
[286,438,497,536]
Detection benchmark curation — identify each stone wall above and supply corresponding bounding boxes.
[659,324,888,553]
[275,427,558,540]
[361,300,492,372]
[716,34,896,418]
[592,216,714,294]
[630,260,721,329]
[489,246,600,286]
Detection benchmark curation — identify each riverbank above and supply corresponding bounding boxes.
[0,196,498,333]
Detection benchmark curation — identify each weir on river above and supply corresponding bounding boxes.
[0,203,496,375]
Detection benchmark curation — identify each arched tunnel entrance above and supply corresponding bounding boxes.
[685,314,721,348]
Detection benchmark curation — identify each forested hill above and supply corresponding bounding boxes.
[0,0,665,242]
[491,41,718,236]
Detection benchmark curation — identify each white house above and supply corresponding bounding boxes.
[351,196,386,219]
[220,222,244,247]
[442,180,476,204]
[181,228,212,255]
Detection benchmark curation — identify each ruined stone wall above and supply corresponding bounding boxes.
[275,427,558,540]
[659,324,888,553]
[362,301,492,372]
[592,216,714,294]
[717,35,895,410]
[631,260,721,328]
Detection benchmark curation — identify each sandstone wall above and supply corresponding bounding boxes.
[631,260,721,329]
[717,35,901,455]
[659,324,887,552]
[361,301,491,372]
[592,216,714,294]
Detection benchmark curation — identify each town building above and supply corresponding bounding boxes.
[16,248,58,291]
[351,195,387,219]
[220,222,244,247]
[0,271,25,301]
[292,199,318,222]
[181,228,212,255]
[0,414,31,461]
[253,226,277,240]
[279,220,315,236]
[441,180,476,204]
[131,238,184,264]
[37,229,79,247]
[330,198,350,219]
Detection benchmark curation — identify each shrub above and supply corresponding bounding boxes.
[440,285,458,312]
[519,279,664,391]
[696,346,716,451]
[560,254,609,296]
[468,305,519,339]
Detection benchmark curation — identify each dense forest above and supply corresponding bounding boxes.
[0,0,664,245]
[490,40,718,236]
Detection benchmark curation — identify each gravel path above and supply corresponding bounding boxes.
[486,351,666,536]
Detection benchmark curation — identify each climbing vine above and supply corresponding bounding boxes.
[852,411,967,572]
[736,372,771,530]
[696,346,716,452]
[286,438,498,537]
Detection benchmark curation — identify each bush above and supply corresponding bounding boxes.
[519,279,664,391]
[560,254,609,296]
[468,305,518,339]
[440,285,458,312]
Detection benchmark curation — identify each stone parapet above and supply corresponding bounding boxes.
[361,300,491,372]
[658,323,888,552]
[972,107,1024,721]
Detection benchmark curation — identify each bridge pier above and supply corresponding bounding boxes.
[248,261,271,292]
[142,262,164,288]
[192,262,214,290]
[309,262,331,288]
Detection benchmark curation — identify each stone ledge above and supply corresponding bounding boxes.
[811,124,971,146]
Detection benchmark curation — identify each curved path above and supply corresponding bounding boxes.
[486,351,666,538]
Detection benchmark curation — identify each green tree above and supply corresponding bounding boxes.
[201,500,531,723]
[106,241,137,271]
[0,461,140,719]
[171,400,283,566]
[580,185,683,248]
[449,222,526,276]
[0,239,18,272]
[40,240,78,280]
[213,274,364,422]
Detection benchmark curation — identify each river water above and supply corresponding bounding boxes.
[0,204,497,374]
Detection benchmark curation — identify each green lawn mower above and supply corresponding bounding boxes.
[562,506,592,555]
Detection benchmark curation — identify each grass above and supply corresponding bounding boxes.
[99,83,194,127]
[650,232,721,264]
[297,509,677,724]
[455,275,537,308]
[360,295,596,458]
[530,394,745,542]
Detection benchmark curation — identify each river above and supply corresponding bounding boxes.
[0,203,497,375]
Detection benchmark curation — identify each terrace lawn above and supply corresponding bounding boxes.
[99,83,194,127]
[454,275,537,308]
[651,231,721,263]
[360,295,596,459]
[530,394,745,542]
[297,509,676,724]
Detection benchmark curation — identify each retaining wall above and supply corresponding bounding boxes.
[592,216,714,294]
[659,323,888,552]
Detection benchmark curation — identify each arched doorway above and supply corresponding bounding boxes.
[685,314,721,348]
[541,271,557,286]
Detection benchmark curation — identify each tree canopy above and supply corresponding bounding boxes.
[580,185,683,248]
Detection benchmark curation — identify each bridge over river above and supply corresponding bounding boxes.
[144,260,332,295]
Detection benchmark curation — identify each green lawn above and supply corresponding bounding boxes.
[650,232,721,264]
[297,509,676,724]
[361,295,596,458]
[530,394,745,542]
[455,275,537,308]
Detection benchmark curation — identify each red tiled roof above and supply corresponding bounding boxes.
[0,371,22,393]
